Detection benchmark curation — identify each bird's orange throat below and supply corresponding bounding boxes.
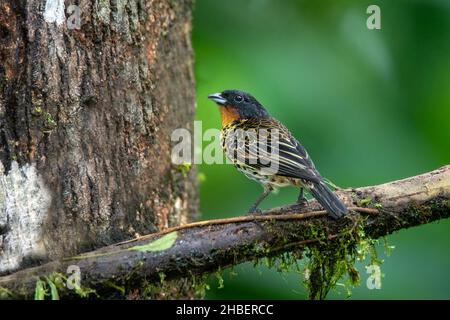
[219,106,240,127]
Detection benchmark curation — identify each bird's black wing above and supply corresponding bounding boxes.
[224,118,321,183]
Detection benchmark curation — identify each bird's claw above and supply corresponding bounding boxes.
[295,199,307,208]
[248,207,263,215]
[297,189,307,205]
[291,200,308,212]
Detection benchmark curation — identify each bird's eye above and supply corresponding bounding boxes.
[234,95,243,102]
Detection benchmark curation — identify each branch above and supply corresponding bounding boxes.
[1,166,449,298]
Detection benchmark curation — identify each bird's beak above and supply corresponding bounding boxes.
[208,93,227,105]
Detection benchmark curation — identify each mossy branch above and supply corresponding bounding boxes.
[0,166,449,299]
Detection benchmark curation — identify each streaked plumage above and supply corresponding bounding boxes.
[208,89,348,219]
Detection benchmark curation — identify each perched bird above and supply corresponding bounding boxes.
[208,89,348,219]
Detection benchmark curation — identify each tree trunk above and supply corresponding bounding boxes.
[0,0,197,295]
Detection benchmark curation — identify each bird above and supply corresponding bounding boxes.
[208,89,348,219]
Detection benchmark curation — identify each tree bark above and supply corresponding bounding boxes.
[0,166,448,299]
[0,0,197,295]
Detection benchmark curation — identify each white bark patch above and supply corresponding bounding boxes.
[0,162,51,273]
[43,0,66,25]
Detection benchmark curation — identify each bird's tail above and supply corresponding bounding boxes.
[310,181,348,219]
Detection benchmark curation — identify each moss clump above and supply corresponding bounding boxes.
[31,105,42,116]
[30,272,97,300]
[191,274,211,298]
[305,215,387,299]
[43,112,57,130]
[34,273,71,300]
[258,214,385,300]
[176,162,192,177]
[138,274,210,300]
[262,250,303,274]
[359,197,373,207]
[443,199,450,210]
[0,287,13,299]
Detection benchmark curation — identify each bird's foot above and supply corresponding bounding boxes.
[296,198,307,206]
[291,203,307,212]
[297,188,307,205]
[291,197,309,212]
[247,206,263,215]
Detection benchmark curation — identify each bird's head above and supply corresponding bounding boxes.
[208,90,270,127]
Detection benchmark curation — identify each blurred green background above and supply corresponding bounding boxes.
[192,0,450,299]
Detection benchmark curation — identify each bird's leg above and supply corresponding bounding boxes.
[248,185,273,214]
[297,187,307,205]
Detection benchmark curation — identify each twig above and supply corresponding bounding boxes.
[116,206,378,246]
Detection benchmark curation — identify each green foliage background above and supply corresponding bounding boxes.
[192,0,450,299]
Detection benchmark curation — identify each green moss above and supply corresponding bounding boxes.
[255,215,386,300]
[191,273,210,298]
[34,280,46,300]
[34,276,63,300]
[91,263,194,299]
[308,218,374,298]
[382,237,395,257]
[29,272,97,300]
[44,112,57,128]
[46,279,60,300]
[176,162,192,177]
[359,197,372,207]
[31,106,42,116]
[215,271,225,289]
[0,287,13,299]
[105,281,126,295]
[139,277,196,299]
[443,199,450,210]
[139,273,212,299]
[140,281,160,299]
[263,251,302,274]
[404,197,450,229]
[159,272,166,284]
